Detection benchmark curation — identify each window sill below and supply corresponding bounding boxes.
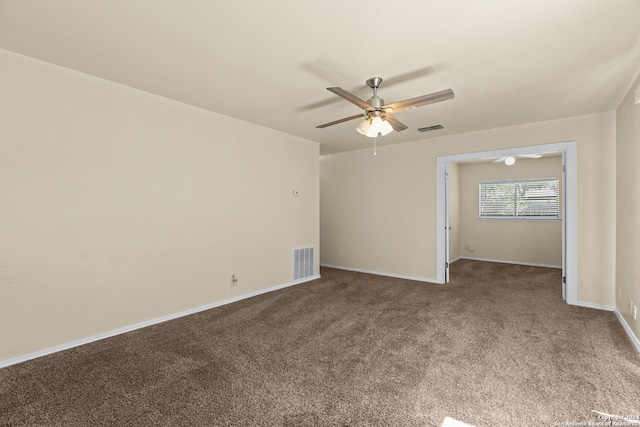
[477,217,562,222]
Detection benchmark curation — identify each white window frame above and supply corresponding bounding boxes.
[478,177,560,221]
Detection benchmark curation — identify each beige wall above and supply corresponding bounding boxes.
[321,111,616,306]
[616,72,640,341]
[457,156,563,267]
[0,50,319,362]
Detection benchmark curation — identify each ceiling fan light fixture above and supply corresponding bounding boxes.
[366,116,384,137]
[356,118,371,135]
[380,119,393,136]
[505,156,516,166]
[360,115,393,138]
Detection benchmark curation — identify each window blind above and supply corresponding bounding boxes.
[479,178,559,219]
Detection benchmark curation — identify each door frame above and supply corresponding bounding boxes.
[435,141,578,305]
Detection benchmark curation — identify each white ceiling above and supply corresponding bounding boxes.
[1,0,639,155]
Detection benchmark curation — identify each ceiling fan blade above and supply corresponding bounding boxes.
[493,157,507,163]
[519,154,543,159]
[382,89,455,113]
[384,114,408,132]
[381,66,434,88]
[297,97,344,112]
[316,113,365,129]
[327,87,371,110]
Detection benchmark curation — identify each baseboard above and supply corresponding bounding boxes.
[0,274,321,369]
[574,301,614,311]
[614,309,640,353]
[573,304,640,353]
[449,256,463,264]
[456,256,562,269]
[320,264,437,284]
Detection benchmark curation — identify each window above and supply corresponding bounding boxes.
[479,178,559,219]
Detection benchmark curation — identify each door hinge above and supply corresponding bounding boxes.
[563,276,566,284]
[446,262,449,268]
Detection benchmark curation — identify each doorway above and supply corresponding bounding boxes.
[436,142,578,305]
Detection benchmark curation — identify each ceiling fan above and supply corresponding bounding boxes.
[316,77,454,137]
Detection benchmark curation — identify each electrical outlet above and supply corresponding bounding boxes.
[632,300,634,313]
[634,305,637,321]
[231,274,238,286]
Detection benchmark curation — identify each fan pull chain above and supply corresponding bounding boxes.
[374,137,377,156]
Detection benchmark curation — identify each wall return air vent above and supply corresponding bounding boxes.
[293,247,315,280]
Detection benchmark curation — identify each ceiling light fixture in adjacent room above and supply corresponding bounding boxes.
[504,156,516,166]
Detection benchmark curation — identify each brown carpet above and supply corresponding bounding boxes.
[1,260,639,426]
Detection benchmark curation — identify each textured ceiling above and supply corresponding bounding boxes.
[1,0,639,155]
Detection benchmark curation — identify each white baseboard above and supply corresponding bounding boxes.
[614,309,640,353]
[456,256,562,269]
[449,256,463,264]
[458,262,638,352]
[0,274,321,369]
[320,264,437,284]
[575,301,614,311]
[5,271,636,369]
[560,303,639,353]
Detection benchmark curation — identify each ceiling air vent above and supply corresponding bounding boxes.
[417,124,444,132]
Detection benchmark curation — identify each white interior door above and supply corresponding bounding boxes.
[445,168,450,283]
[561,154,567,300]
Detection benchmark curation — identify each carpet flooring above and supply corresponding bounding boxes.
[1,260,639,426]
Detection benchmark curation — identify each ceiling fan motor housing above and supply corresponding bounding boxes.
[367,97,384,110]
[365,77,385,111]
[366,77,383,89]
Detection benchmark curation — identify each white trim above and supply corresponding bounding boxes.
[480,177,560,184]
[574,302,614,311]
[436,141,578,304]
[456,256,562,269]
[320,264,437,284]
[435,142,574,164]
[477,217,561,222]
[0,274,320,369]
[614,309,640,352]
[449,256,463,264]
[436,159,447,284]
[541,303,640,353]
[564,142,578,305]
